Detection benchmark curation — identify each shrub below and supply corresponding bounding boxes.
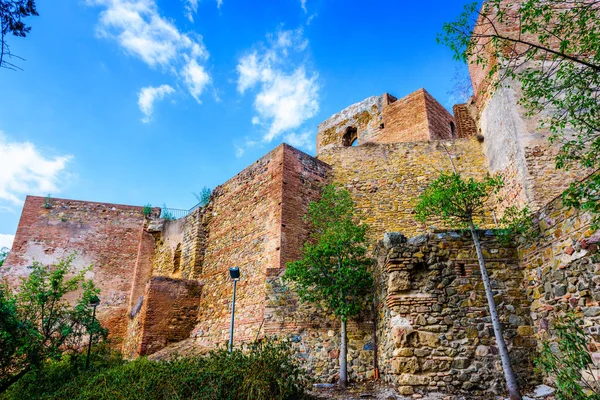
[536,314,600,400]
[2,339,308,400]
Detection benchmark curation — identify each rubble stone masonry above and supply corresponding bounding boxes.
[376,231,535,397]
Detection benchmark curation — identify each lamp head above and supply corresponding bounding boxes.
[89,295,100,307]
[229,267,240,280]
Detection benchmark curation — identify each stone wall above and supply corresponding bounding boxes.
[317,138,493,243]
[519,188,600,349]
[1,196,160,342]
[376,231,535,397]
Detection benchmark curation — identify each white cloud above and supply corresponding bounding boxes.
[0,134,72,206]
[284,131,314,151]
[138,84,175,122]
[184,0,198,22]
[87,0,211,109]
[236,28,319,145]
[300,0,307,13]
[182,59,210,102]
[216,0,222,9]
[0,234,14,250]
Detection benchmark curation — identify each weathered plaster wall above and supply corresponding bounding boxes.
[479,84,592,215]
[376,231,535,397]
[317,138,493,243]
[1,196,159,342]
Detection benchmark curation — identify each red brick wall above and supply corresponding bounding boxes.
[192,145,285,346]
[379,89,430,143]
[378,89,455,143]
[137,277,202,356]
[423,90,455,140]
[2,196,155,342]
[452,104,478,138]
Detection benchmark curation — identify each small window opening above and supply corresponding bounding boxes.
[342,126,358,147]
[380,123,385,129]
[456,262,466,277]
[450,121,456,137]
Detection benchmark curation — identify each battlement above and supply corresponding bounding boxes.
[316,89,459,155]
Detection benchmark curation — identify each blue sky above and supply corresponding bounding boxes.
[0,0,470,248]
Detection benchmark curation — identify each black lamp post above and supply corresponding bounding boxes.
[85,295,100,369]
[229,267,240,353]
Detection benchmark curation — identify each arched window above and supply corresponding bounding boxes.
[450,121,456,137]
[342,127,358,147]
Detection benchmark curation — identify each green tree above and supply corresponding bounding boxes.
[0,247,8,267]
[283,185,373,388]
[414,172,522,400]
[0,255,107,392]
[0,0,38,70]
[193,186,212,207]
[439,0,600,228]
[536,314,600,400]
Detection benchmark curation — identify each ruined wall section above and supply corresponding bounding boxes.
[519,186,599,352]
[316,94,391,154]
[317,138,492,243]
[1,196,159,342]
[376,231,534,397]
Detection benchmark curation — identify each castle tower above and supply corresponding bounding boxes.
[316,88,460,156]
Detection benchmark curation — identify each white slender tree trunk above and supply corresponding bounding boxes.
[339,318,348,389]
[469,221,521,400]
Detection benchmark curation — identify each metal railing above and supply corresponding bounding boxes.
[160,201,204,220]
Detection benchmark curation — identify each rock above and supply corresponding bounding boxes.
[312,383,334,388]
[533,384,555,398]
[555,285,567,296]
[389,270,412,292]
[517,326,535,336]
[384,232,407,248]
[583,307,600,317]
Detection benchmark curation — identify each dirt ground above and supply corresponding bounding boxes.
[309,381,556,400]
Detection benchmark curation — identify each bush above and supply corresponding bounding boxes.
[2,339,308,400]
[536,314,600,400]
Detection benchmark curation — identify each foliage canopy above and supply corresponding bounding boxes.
[439,0,600,228]
[0,255,106,392]
[283,184,373,321]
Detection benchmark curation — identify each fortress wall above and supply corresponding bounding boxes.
[376,231,535,397]
[317,138,492,243]
[191,145,287,346]
[519,187,600,352]
[1,196,157,342]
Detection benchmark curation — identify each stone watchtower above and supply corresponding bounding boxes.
[316,88,468,156]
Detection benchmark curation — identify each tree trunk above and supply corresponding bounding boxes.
[469,221,521,400]
[339,318,348,389]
